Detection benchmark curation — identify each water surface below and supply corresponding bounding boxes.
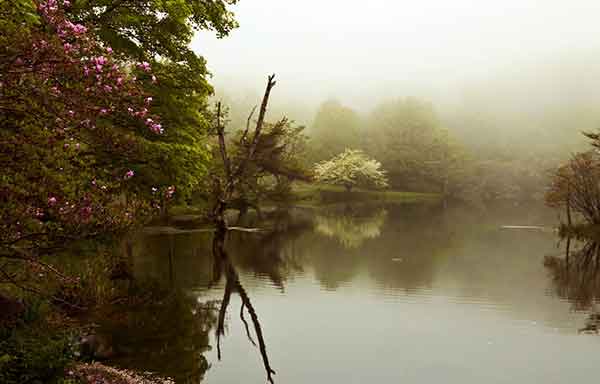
[114,202,600,383]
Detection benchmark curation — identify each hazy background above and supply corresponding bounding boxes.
[192,0,600,157]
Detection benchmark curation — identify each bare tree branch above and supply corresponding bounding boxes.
[215,102,232,182]
[240,105,258,146]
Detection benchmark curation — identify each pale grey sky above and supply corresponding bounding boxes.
[192,0,600,110]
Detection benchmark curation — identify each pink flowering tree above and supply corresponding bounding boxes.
[0,0,172,291]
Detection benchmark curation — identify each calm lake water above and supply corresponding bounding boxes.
[107,202,600,384]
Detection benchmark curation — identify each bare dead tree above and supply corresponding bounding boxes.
[212,75,277,233]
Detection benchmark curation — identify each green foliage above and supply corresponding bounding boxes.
[0,0,39,44]
[365,97,446,190]
[310,100,361,160]
[68,0,241,202]
[314,149,388,192]
[0,314,75,384]
[211,116,311,208]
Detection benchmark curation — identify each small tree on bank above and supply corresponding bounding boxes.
[546,151,600,225]
[314,149,388,192]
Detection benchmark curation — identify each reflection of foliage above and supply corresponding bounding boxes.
[545,239,600,334]
[228,213,312,288]
[544,241,600,311]
[98,289,217,383]
[314,208,388,249]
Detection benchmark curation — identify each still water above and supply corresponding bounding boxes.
[108,202,600,383]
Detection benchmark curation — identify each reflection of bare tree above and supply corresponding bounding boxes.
[545,239,600,333]
[211,230,276,383]
[227,213,312,289]
[314,207,387,249]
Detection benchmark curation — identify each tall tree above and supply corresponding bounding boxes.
[366,97,443,190]
[310,100,361,160]
[67,0,241,201]
[1,0,164,290]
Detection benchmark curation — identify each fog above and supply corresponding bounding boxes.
[192,0,600,155]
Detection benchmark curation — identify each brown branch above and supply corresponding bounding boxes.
[240,105,258,146]
[232,74,277,183]
[215,102,232,182]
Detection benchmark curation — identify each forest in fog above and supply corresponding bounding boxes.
[4,1,600,383]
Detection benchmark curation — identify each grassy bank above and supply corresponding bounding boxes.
[291,182,440,206]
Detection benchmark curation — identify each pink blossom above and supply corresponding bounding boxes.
[106,47,113,54]
[145,118,153,125]
[100,108,108,115]
[48,197,58,207]
[68,110,75,117]
[150,123,163,134]
[79,206,92,221]
[124,169,135,179]
[139,61,151,72]
[103,84,112,92]
[165,186,176,199]
[116,77,123,86]
[72,24,87,34]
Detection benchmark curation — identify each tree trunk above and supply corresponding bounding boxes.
[213,199,228,236]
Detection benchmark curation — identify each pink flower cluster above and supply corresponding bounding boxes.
[35,1,164,137]
[165,186,176,199]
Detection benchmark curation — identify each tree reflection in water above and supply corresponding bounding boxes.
[98,289,218,383]
[211,228,276,383]
[314,206,388,249]
[545,239,600,334]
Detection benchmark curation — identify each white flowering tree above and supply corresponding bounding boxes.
[314,149,389,192]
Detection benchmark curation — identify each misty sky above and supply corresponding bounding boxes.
[192,0,600,110]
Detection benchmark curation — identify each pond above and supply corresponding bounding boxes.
[104,202,600,383]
